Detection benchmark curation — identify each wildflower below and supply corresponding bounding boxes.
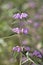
[12,27,20,34]
[12,46,21,52]
[33,50,42,58]
[12,13,28,19]
[22,28,29,34]
[38,54,42,58]
[25,46,30,51]
[20,13,28,19]
[13,13,20,19]
[12,27,29,34]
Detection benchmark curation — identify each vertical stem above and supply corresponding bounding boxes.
[20,52,22,65]
[18,34,22,65]
[18,20,23,65]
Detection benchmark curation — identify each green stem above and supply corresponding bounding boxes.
[20,53,22,65]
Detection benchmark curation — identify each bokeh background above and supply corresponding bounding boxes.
[0,0,43,65]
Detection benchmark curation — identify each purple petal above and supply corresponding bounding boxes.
[33,50,42,58]
[23,28,29,34]
[33,50,40,56]
[25,47,30,51]
[20,13,28,19]
[12,47,17,51]
[12,27,20,34]
[12,46,21,52]
[37,54,42,58]
[13,13,20,19]
[17,47,21,52]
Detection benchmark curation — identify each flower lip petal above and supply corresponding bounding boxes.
[12,46,21,52]
[20,13,28,19]
[12,27,20,34]
[32,50,42,58]
[13,13,20,19]
[25,46,30,51]
[23,28,29,34]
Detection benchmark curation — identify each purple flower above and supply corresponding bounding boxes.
[25,46,30,51]
[12,13,28,19]
[21,28,29,34]
[13,47,17,51]
[20,13,28,19]
[13,46,21,52]
[23,28,29,34]
[38,54,42,58]
[33,50,42,58]
[33,50,40,55]
[12,28,29,34]
[13,13,20,19]
[12,27,20,34]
